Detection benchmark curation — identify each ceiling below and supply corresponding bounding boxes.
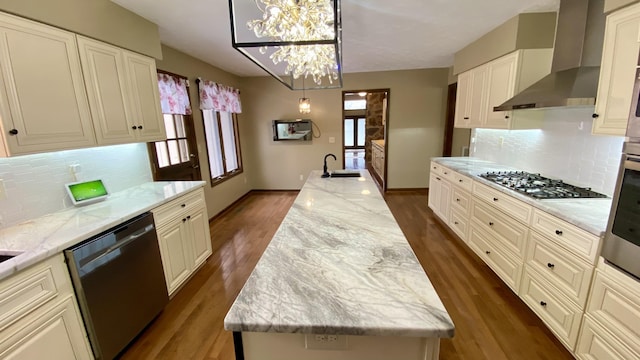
[111,0,560,78]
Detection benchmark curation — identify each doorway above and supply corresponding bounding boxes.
[147,70,201,181]
[342,89,390,191]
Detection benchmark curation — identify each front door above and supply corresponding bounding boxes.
[148,113,201,181]
[344,116,366,169]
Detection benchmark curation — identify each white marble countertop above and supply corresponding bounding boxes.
[224,170,455,338]
[431,157,612,236]
[0,181,205,281]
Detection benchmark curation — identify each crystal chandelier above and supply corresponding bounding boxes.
[299,78,311,113]
[229,0,343,90]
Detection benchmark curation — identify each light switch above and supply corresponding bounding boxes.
[329,137,336,143]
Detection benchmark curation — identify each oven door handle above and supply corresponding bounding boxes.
[624,156,640,172]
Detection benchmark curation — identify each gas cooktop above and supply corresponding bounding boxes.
[479,171,607,199]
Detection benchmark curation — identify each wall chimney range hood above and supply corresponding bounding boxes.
[494,0,605,111]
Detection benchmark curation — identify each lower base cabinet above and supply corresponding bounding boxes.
[0,255,92,359]
[576,316,639,360]
[152,188,212,297]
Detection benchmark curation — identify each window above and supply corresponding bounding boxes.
[203,110,242,185]
[154,114,191,167]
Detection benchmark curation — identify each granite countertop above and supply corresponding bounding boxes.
[224,170,454,338]
[431,157,612,236]
[0,181,205,281]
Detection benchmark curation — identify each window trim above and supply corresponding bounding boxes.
[202,110,243,187]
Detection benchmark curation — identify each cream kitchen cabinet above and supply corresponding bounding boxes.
[152,188,212,297]
[575,258,640,359]
[0,11,96,156]
[371,140,385,180]
[592,2,640,136]
[428,173,451,222]
[0,254,92,359]
[78,36,165,145]
[454,49,552,129]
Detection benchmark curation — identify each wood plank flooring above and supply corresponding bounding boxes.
[120,190,575,360]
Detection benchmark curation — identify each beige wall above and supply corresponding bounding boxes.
[0,0,161,59]
[242,68,449,190]
[156,45,251,218]
[604,0,639,12]
[451,129,471,157]
[453,12,556,75]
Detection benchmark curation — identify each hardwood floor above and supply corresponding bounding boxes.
[120,190,575,360]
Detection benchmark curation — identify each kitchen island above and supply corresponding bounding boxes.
[224,170,454,360]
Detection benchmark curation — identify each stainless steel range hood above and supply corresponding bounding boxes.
[494,0,605,111]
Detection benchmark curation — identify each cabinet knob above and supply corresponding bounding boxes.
[181,204,186,208]
[456,198,460,202]
[489,222,494,226]
[540,301,547,307]
[505,115,510,119]
[485,250,491,255]
[182,218,187,222]
[547,263,555,269]
[436,177,441,181]
[444,171,448,175]
[493,197,499,202]
[132,126,137,130]
[592,113,599,119]
[137,125,143,129]
[454,221,459,225]
[8,129,18,135]
[555,230,563,236]
[463,117,469,120]
[186,215,191,220]
[459,179,463,183]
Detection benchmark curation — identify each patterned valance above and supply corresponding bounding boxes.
[197,78,242,114]
[157,72,192,115]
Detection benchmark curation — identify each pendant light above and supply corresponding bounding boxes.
[299,77,311,114]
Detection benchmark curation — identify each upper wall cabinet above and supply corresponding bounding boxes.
[78,36,165,145]
[455,49,553,129]
[0,12,96,156]
[592,2,640,136]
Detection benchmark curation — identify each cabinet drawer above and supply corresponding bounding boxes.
[468,225,522,293]
[452,172,473,192]
[451,187,471,214]
[472,181,532,224]
[471,200,528,258]
[575,315,640,360]
[0,255,67,332]
[531,209,600,264]
[520,268,583,350]
[586,269,640,354]
[152,189,205,226]
[526,231,594,307]
[449,207,469,242]
[430,162,454,181]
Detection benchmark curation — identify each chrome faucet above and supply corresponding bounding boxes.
[322,153,337,178]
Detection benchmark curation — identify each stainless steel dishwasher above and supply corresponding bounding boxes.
[65,212,169,360]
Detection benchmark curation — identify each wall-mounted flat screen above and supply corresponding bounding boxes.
[273,120,312,141]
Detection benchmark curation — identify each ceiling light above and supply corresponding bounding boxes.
[358,92,367,97]
[299,97,311,114]
[228,0,343,90]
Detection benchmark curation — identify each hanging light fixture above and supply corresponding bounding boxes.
[299,77,311,113]
[228,0,343,90]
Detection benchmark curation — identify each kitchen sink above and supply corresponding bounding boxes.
[0,251,23,263]
[330,170,362,178]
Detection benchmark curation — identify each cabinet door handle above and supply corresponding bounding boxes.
[540,301,547,307]
[555,230,563,236]
[436,177,441,181]
[459,179,463,183]
[505,115,510,119]
[493,197,499,201]
[186,215,191,220]
[547,263,555,269]
[137,125,143,129]
[182,218,187,222]
[444,171,448,175]
[489,222,494,226]
[454,221,459,225]
[8,129,18,135]
[131,126,137,130]
[456,198,460,202]
[463,117,469,120]
[181,204,186,208]
[592,113,599,119]
[485,250,491,255]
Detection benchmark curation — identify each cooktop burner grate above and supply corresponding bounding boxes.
[479,171,607,199]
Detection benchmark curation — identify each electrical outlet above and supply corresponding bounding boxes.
[305,334,347,350]
[0,179,5,200]
[299,174,304,181]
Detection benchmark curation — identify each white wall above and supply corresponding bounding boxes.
[0,143,152,227]
[470,108,625,196]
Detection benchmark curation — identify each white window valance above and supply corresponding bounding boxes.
[197,78,242,114]
[157,72,192,115]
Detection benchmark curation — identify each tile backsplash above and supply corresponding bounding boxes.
[470,108,625,196]
[0,143,152,228]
